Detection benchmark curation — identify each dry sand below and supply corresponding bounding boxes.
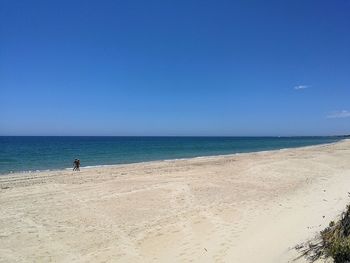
[1,139,350,263]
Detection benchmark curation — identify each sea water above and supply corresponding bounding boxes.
[0,136,343,174]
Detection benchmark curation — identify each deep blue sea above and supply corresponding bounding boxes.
[0,136,344,174]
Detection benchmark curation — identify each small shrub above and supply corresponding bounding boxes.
[327,238,350,263]
[297,204,350,263]
[321,205,350,263]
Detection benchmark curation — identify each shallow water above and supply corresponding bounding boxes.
[0,136,343,174]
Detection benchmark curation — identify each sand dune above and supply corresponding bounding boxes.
[1,140,350,262]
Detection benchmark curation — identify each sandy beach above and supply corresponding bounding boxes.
[1,139,350,262]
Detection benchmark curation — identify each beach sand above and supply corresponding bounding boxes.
[1,140,350,262]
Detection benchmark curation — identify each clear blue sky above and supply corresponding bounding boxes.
[1,0,349,136]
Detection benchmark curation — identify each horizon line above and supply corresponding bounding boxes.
[0,135,348,137]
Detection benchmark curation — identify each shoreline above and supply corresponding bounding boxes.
[1,139,350,262]
[1,138,346,177]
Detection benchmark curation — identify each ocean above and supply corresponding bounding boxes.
[0,136,343,174]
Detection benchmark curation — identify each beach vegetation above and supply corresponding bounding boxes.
[297,204,350,263]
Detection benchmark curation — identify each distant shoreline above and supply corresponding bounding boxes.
[1,138,346,177]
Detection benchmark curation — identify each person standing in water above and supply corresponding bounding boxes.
[76,159,80,171]
[73,159,80,171]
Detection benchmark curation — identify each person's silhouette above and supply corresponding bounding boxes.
[76,159,80,171]
[73,159,79,171]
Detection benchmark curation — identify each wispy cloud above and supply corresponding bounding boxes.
[294,85,309,90]
[326,110,350,119]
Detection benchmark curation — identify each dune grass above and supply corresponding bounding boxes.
[297,204,350,263]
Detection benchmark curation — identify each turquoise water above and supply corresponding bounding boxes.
[0,136,343,174]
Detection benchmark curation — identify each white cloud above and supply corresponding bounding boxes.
[327,110,350,119]
[294,85,309,90]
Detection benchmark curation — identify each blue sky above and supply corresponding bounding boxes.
[1,0,349,136]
